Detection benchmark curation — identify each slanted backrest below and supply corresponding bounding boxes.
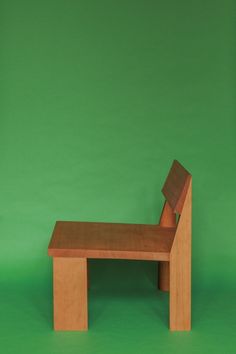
[162,160,192,214]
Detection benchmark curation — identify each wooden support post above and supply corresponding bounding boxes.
[169,179,191,331]
[87,260,89,289]
[158,262,170,291]
[158,201,176,291]
[53,257,88,331]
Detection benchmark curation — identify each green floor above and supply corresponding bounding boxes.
[1,0,236,352]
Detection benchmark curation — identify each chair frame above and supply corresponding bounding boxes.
[48,160,192,331]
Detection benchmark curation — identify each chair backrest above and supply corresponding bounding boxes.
[162,160,192,214]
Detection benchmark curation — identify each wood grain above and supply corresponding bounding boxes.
[169,178,192,331]
[162,160,192,214]
[48,222,176,261]
[48,159,192,332]
[53,257,88,331]
[158,201,176,291]
[159,201,176,227]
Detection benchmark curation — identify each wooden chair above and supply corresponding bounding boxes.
[48,160,192,331]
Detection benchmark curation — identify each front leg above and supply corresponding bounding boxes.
[53,257,88,331]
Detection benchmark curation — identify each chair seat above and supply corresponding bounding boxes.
[48,221,176,261]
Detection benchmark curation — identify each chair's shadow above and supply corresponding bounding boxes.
[30,259,169,330]
[88,259,169,328]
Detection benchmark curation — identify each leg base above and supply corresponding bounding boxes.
[53,257,88,331]
[158,261,169,292]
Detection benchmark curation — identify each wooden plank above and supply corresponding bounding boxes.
[159,201,176,227]
[169,178,192,331]
[158,201,176,291]
[162,160,191,214]
[53,257,88,331]
[48,222,176,261]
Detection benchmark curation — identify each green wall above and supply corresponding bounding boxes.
[1,0,236,353]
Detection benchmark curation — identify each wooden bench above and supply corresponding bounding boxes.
[48,160,192,331]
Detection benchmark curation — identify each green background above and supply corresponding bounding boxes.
[1,0,236,353]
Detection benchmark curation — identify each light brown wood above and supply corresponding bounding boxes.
[87,260,89,289]
[169,178,192,331]
[48,159,192,332]
[158,262,170,291]
[48,222,176,261]
[53,257,88,331]
[162,160,191,214]
[158,201,176,291]
[159,201,176,227]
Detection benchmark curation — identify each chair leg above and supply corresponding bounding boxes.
[158,201,176,291]
[169,179,191,331]
[53,257,88,331]
[169,251,191,331]
[158,262,169,291]
[87,260,89,289]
